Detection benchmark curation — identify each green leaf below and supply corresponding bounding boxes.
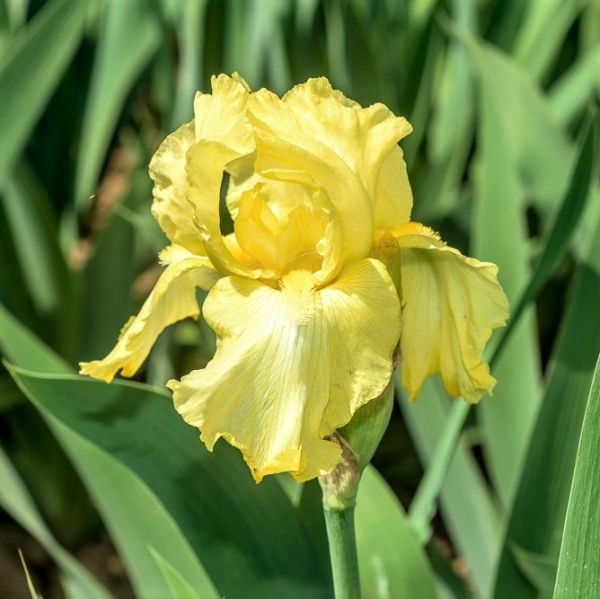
[79,201,136,362]
[403,112,596,568]
[0,0,28,35]
[491,112,597,361]
[0,310,205,597]
[74,0,161,212]
[0,0,89,188]
[149,547,214,599]
[0,162,78,357]
[0,163,71,316]
[459,30,574,211]
[512,0,585,81]
[407,397,470,542]
[355,466,438,599]
[324,0,350,91]
[511,545,557,596]
[402,24,443,169]
[399,377,500,597]
[170,0,208,128]
[428,0,475,165]
[8,367,330,598]
[0,306,325,597]
[0,302,71,373]
[0,444,111,599]
[472,66,542,509]
[548,44,600,127]
[554,353,600,597]
[493,213,600,597]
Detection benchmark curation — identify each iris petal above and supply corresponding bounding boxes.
[393,223,509,403]
[149,121,205,255]
[374,146,413,230]
[169,258,401,481]
[186,75,278,280]
[282,78,412,203]
[79,255,219,382]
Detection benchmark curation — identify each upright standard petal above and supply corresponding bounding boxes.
[169,259,401,482]
[149,121,206,255]
[79,255,219,383]
[283,78,413,231]
[247,86,373,264]
[373,146,413,230]
[186,75,277,279]
[393,223,509,404]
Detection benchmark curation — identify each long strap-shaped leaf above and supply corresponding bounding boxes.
[553,353,600,597]
[0,444,111,599]
[0,0,89,188]
[406,112,597,597]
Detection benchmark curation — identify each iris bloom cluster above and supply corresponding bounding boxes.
[81,75,508,482]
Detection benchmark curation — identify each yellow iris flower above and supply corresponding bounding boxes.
[80,74,508,482]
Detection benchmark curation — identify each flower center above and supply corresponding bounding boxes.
[233,180,330,277]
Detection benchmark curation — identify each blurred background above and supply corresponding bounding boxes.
[0,0,599,597]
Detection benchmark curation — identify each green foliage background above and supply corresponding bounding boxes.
[0,0,599,597]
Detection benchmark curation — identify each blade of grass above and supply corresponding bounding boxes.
[580,0,600,52]
[1,163,69,315]
[79,200,136,362]
[324,0,350,91]
[428,0,475,165]
[18,549,42,599]
[453,27,574,212]
[1,0,28,32]
[402,24,443,169]
[510,545,558,596]
[1,162,77,357]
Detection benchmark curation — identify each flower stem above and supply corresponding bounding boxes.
[323,505,361,599]
[319,433,362,599]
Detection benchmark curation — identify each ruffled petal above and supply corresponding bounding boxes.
[231,78,413,240]
[248,81,374,267]
[393,223,509,403]
[186,75,276,279]
[149,122,205,255]
[79,255,220,383]
[169,258,401,482]
[374,146,413,230]
[282,78,412,201]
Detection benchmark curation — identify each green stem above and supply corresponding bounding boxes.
[323,505,361,599]
[319,432,362,599]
